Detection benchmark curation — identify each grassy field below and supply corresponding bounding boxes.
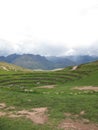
[0,61,98,130]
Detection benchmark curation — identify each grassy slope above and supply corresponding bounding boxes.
[0,62,32,72]
[0,61,98,130]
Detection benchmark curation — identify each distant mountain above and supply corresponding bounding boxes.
[47,55,98,66]
[65,55,98,65]
[11,54,54,70]
[47,56,75,68]
[0,54,55,70]
[0,54,98,70]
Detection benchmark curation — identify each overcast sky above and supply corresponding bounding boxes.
[0,0,98,56]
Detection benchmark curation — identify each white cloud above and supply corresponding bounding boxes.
[0,40,19,56]
[0,0,98,56]
[0,39,98,56]
[0,0,98,46]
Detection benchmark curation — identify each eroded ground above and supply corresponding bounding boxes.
[0,103,98,130]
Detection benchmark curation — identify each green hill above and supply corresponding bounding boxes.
[0,62,32,72]
[0,61,98,130]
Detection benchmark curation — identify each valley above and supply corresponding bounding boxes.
[0,61,98,130]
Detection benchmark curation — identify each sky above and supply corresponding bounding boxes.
[0,0,98,56]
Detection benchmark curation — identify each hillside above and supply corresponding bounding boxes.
[0,54,98,70]
[47,56,75,68]
[0,61,98,130]
[0,62,32,72]
[0,54,55,70]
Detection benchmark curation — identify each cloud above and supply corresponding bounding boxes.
[0,0,98,46]
[0,40,19,56]
[0,39,98,56]
[16,41,68,56]
[0,39,67,56]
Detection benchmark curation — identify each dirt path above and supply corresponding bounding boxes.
[71,66,78,71]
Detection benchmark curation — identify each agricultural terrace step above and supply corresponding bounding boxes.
[0,77,75,86]
[0,71,87,77]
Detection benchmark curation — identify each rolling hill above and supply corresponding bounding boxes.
[0,62,32,72]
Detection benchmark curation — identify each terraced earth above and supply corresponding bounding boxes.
[0,61,98,130]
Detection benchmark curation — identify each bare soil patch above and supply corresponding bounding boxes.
[0,102,48,124]
[64,111,85,118]
[59,118,98,130]
[0,103,6,109]
[0,66,9,71]
[5,106,15,111]
[9,107,48,124]
[37,85,55,89]
[74,86,98,91]
[0,112,6,117]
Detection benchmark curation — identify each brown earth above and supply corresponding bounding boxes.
[0,101,98,129]
[16,107,48,124]
[59,118,98,130]
[0,112,6,117]
[64,111,85,118]
[0,102,48,124]
[37,85,55,89]
[74,86,98,91]
[0,103,6,109]
[59,112,98,130]
[8,107,48,124]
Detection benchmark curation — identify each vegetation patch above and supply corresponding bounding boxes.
[0,61,98,129]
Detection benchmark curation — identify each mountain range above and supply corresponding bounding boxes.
[0,54,98,70]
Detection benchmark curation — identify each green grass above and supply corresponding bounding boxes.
[0,61,98,129]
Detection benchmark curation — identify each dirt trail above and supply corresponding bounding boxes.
[72,66,78,71]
